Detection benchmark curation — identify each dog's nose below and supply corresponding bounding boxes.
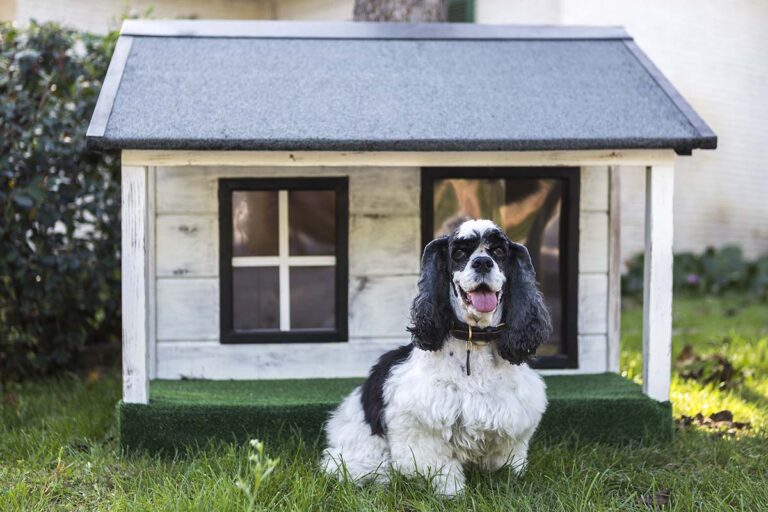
[471,256,494,274]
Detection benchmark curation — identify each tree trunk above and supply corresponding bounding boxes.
[353,0,447,22]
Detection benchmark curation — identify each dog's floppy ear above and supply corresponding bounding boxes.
[497,241,553,364]
[407,236,452,351]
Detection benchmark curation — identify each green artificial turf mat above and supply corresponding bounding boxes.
[119,373,672,452]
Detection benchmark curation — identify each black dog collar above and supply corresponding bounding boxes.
[449,321,505,376]
[449,320,506,344]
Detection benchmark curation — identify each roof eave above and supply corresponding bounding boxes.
[86,136,718,153]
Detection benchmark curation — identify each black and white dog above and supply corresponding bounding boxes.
[322,219,552,496]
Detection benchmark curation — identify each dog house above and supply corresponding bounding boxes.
[88,20,716,449]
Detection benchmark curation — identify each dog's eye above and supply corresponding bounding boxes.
[492,246,505,257]
[452,249,466,260]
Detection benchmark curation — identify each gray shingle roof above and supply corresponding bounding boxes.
[87,20,716,153]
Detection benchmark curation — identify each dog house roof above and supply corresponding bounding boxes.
[87,20,716,153]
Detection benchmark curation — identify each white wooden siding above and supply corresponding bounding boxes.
[154,165,421,378]
[578,212,609,274]
[577,274,608,335]
[349,215,421,277]
[349,275,418,338]
[571,166,611,374]
[156,278,219,341]
[152,163,613,378]
[157,339,405,380]
[156,215,218,277]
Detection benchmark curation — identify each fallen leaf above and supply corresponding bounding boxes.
[675,345,697,366]
[675,346,742,390]
[709,410,733,423]
[676,410,751,436]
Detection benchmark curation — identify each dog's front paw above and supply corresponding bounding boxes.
[481,450,528,476]
[432,471,465,497]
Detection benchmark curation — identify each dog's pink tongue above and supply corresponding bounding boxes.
[468,290,498,313]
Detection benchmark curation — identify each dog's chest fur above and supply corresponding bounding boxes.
[383,338,547,463]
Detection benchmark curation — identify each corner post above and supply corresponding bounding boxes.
[121,165,150,404]
[642,164,674,402]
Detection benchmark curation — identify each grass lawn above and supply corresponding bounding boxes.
[2,294,767,511]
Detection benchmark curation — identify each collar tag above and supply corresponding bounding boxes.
[465,325,472,376]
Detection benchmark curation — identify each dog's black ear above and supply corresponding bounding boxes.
[407,236,452,351]
[497,241,553,364]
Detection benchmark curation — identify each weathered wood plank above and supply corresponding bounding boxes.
[121,166,150,404]
[643,164,674,402]
[156,278,219,341]
[578,273,608,335]
[155,166,344,214]
[607,166,622,373]
[579,211,609,274]
[155,166,419,215]
[156,340,406,379]
[156,215,219,277]
[349,275,419,338]
[577,334,608,373]
[350,214,421,276]
[580,166,609,212]
[349,168,419,215]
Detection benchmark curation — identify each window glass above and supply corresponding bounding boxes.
[289,266,335,329]
[432,178,564,355]
[232,191,279,256]
[225,182,344,342]
[289,190,336,256]
[232,267,280,330]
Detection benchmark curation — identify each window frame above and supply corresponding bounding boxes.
[420,167,580,369]
[219,177,349,344]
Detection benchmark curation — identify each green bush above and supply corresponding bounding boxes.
[0,21,120,381]
[622,246,768,299]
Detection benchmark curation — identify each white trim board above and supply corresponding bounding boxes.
[123,149,676,167]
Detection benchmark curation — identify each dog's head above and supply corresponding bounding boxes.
[408,219,552,365]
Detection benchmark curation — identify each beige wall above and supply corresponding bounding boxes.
[1,0,355,32]
[275,0,353,20]
[0,0,15,22]
[5,0,274,33]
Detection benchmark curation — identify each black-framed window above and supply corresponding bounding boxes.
[219,178,348,344]
[421,168,580,369]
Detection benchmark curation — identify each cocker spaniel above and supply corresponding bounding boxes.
[322,219,552,496]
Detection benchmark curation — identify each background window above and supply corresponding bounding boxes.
[422,168,579,368]
[220,179,348,344]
